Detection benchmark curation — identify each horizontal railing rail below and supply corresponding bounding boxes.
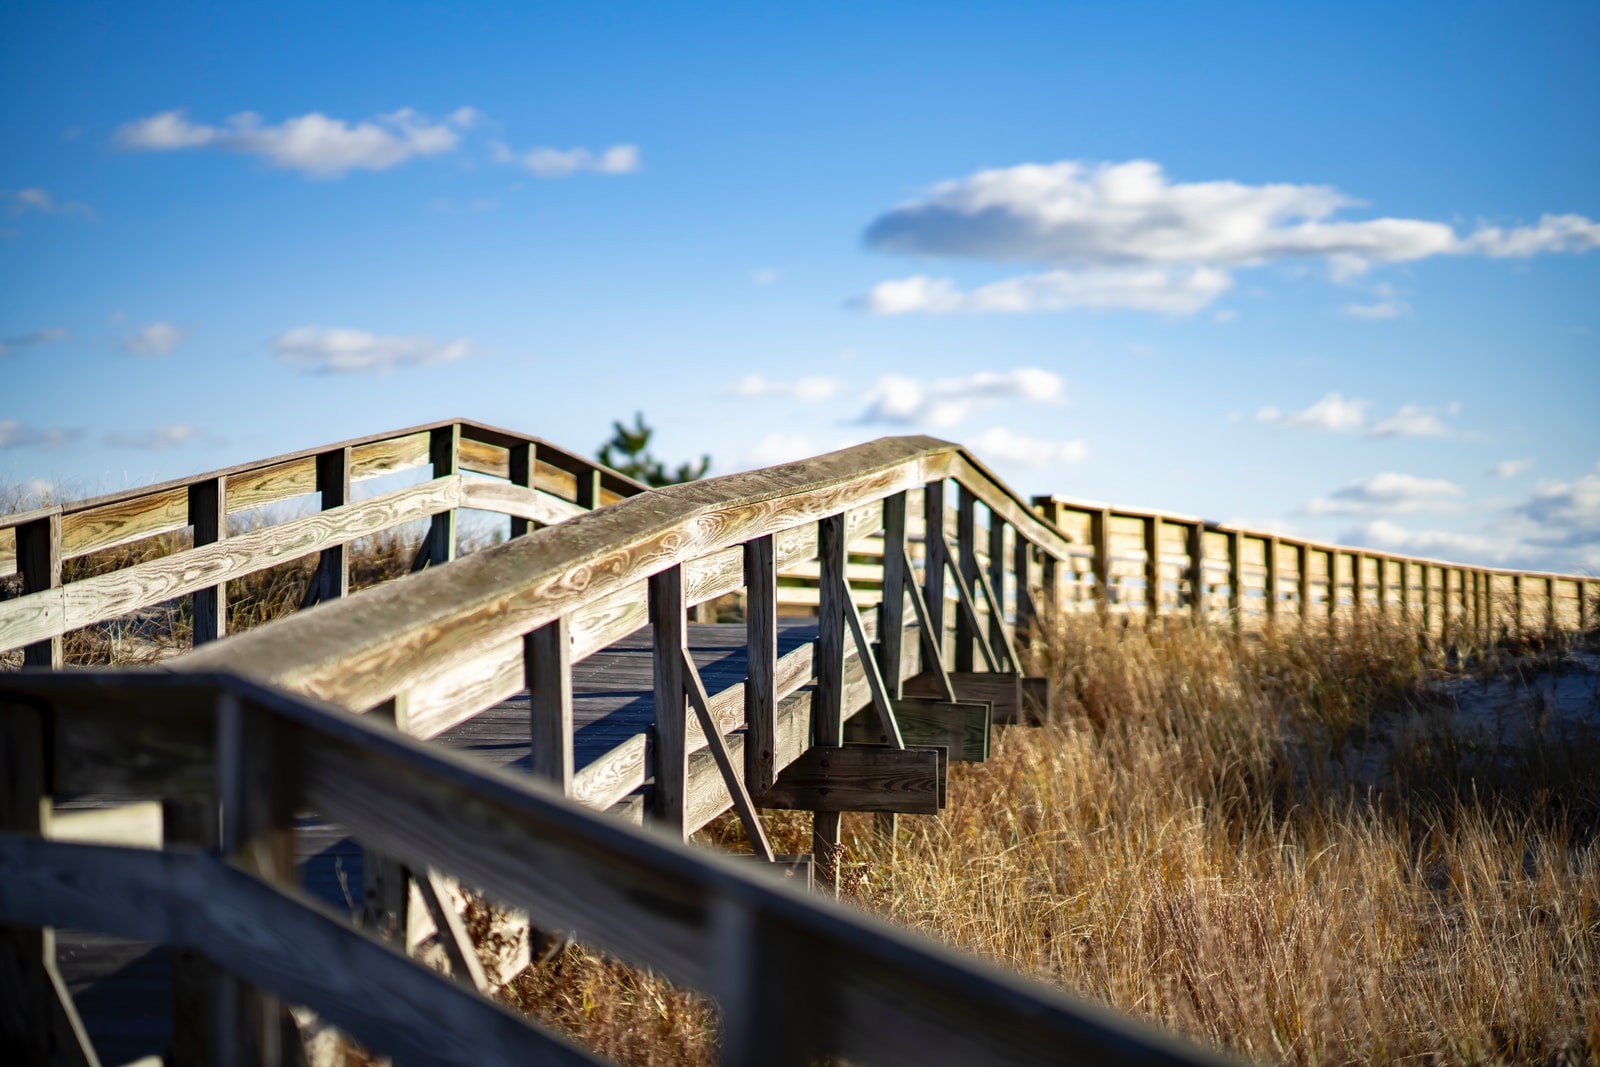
[1035,495,1595,640]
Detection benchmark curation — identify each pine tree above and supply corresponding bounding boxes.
[597,412,710,487]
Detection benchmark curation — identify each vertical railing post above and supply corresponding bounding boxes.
[1142,515,1161,622]
[649,565,689,837]
[189,477,227,645]
[218,693,296,1065]
[1441,568,1456,651]
[1484,571,1496,644]
[814,514,847,896]
[1,700,50,1059]
[1400,561,1413,625]
[1349,552,1364,619]
[1546,576,1558,636]
[1264,535,1282,625]
[362,694,413,951]
[1421,564,1435,644]
[16,514,62,668]
[1327,550,1341,629]
[744,535,778,795]
[526,617,574,794]
[418,424,459,570]
[1296,543,1311,627]
[1012,520,1038,644]
[955,490,978,671]
[312,447,350,603]
[1512,573,1524,640]
[923,482,947,671]
[879,495,909,695]
[165,793,222,1067]
[1376,556,1390,620]
[1090,507,1111,619]
[1226,530,1243,630]
[1187,522,1206,624]
[508,440,536,539]
[987,511,1009,663]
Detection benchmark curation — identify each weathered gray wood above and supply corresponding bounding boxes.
[526,617,573,792]
[1020,676,1051,725]
[310,447,351,606]
[923,480,947,676]
[844,575,904,749]
[164,797,221,1067]
[1186,522,1205,621]
[940,533,1000,672]
[189,476,228,646]
[458,479,586,528]
[956,490,978,671]
[1090,506,1112,615]
[1012,522,1039,641]
[814,514,847,892]
[682,650,775,862]
[904,671,1025,725]
[756,745,943,814]
[0,839,606,1067]
[745,536,779,795]
[16,514,62,667]
[879,493,909,698]
[1296,542,1310,624]
[418,425,460,571]
[1226,530,1243,627]
[415,867,492,993]
[1143,515,1162,619]
[947,454,1078,565]
[2,475,463,653]
[844,699,991,761]
[974,563,1020,673]
[987,513,1009,660]
[900,544,957,702]
[650,566,689,836]
[507,440,535,538]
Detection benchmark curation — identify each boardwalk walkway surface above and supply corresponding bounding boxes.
[3,419,1590,1066]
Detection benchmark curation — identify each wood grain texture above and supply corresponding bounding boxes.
[59,487,190,562]
[844,699,990,761]
[650,566,689,834]
[459,479,586,527]
[745,536,778,794]
[904,671,1024,725]
[17,513,63,668]
[755,746,942,814]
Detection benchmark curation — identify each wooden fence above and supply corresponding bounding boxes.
[1,425,1593,1066]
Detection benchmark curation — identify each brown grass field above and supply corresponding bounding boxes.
[4,487,1596,1064]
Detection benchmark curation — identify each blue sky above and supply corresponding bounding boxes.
[4,1,1597,571]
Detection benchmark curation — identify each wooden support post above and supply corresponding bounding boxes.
[1441,567,1455,649]
[1090,507,1112,617]
[1512,573,1524,640]
[1327,550,1341,627]
[164,797,221,1067]
[744,535,778,795]
[416,424,459,571]
[1349,553,1364,617]
[507,440,536,538]
[1578,579,1589,633]
[1421,564,1434,641]
[1012,525,1039,644]
[1376,557,1390,619]
[683,651,776,862]
[189,477,227,645]
[649,565,689,837]
[922,481,947,672]
[16,514,62,668]
[218,692,296,1065]
[878,495,910,844]
[987,511,1009,661]
[757,747,943,815]
[361,695,412,947]
[574,466,601,511]
[1143,515,1161,622]
[1264,535,1281,624]
[1484,571,1496,643]
[1546,576,1558,635]
[954,490,978,672]
[1400,561,1412,624]
[814,514,847,894]
[1226,530,1243,629]
[1186,522,1206,623]
[310,447,350,606]
[1296,542,1311,626]
[526,617,573,794]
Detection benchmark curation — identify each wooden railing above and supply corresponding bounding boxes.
[1034,495,1594,643]
[0,418,645,667]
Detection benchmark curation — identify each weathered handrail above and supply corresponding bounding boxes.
[1035,494,1594,639]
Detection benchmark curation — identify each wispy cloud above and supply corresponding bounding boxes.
[1302,472,1464,516]
[105,424,221,450]
[860,159,1600,314]
[122,322,188,356]
[969,427,1087,466]
[272,325,473,373]
[114,107,477,179]
[6,187,96,222]
[0,420,81,450]
[1491,458,1533,478]
[0,327,69,357]
[752,267,781,286]
[490,141,639,178]
[1257,392,1454,438]
[857,367,1063,427]
[730,374,839,402]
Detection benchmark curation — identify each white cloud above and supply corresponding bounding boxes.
[491,141,640,178]
[968,427,1087,466]
[6,187,95,221]
[1517,471,1600,547]
[1302,472,1464,516]
[1491,459,1533,478]
[863,265,1230,315]
[272,325,473,373]
[114,108,474,178]
[122,322,187,356]
[752,267,781,286]
[1342,298,1411,319]
[1344,520,1503,561]
[105,424,218,450]
[860,159,1600,315]
[857,367,1064,427]
[730,374,839,402]
[1257,393,1454,438]
[0,420,81,450]
[1367,404,1450,439]
[0,327,69,356]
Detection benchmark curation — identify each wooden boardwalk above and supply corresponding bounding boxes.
[51,621,822,1064]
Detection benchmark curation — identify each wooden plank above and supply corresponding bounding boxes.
[1020,676,1050,725]
[948,456,1076,564]
[844,699,990,761]
[17,514,62,668]
[650,566,689,835]
[459,479,586,527]
[47,802,163,847]
[745,536,778,794]
[903,671,1024,725]
[956,490,978,671]
[350,430,433,483]
[755,746,942,814]
[526,617,573,793]
[923,480,947,676]
[507,440,535,539]
[1143,515,1161,618]
[163,796,221,1067]
[813,514,847,892]
[459,436,511,480]
[59,487,189,561]
[420,425,460,570]
[0,839,605,1067]
[987,513,1008,660]
[190,477,228,646]
[1090,507,1112,614]
[1186,521,1205,622]
[226,457,317,515]
[683,650,776,862]
[0,475,462,653]
[310,446,351,606]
